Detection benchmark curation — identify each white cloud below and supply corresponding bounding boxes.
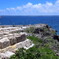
[56,0,59,3]
[6,8,16,11]
[0,0,59,15]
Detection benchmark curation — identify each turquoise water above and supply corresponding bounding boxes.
[0,16,59,34]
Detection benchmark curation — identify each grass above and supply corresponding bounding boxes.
[10,36,59,59]
[24,27,35,33]
[27,35,43,44]
[10,46,59,59]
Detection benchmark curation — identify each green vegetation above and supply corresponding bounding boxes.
[10,46,59,59]
[10,36,59,59]
[24,27,35,33]
[27,35,43,44]
[10,25,58,59]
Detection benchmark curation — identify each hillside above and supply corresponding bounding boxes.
[10,24,59,59]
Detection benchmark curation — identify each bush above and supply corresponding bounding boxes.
[27,36,43,44]
[24,27,35,33]
[10,46,59,59]
[10,35,59,59]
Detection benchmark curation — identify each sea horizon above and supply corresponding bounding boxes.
[0,16,59,34]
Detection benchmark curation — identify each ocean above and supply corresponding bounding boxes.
[0,16,59,34]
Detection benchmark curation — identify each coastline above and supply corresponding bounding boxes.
[0,24,59,59]
[0,16,59,35]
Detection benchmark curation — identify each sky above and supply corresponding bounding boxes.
[0,0,59,15]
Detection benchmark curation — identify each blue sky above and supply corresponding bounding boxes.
[0,0,56,9]
[0,0,59,15]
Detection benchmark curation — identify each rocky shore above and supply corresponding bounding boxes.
[0,25,34,59]
[0,24,59,59]
[22,24,59,56]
